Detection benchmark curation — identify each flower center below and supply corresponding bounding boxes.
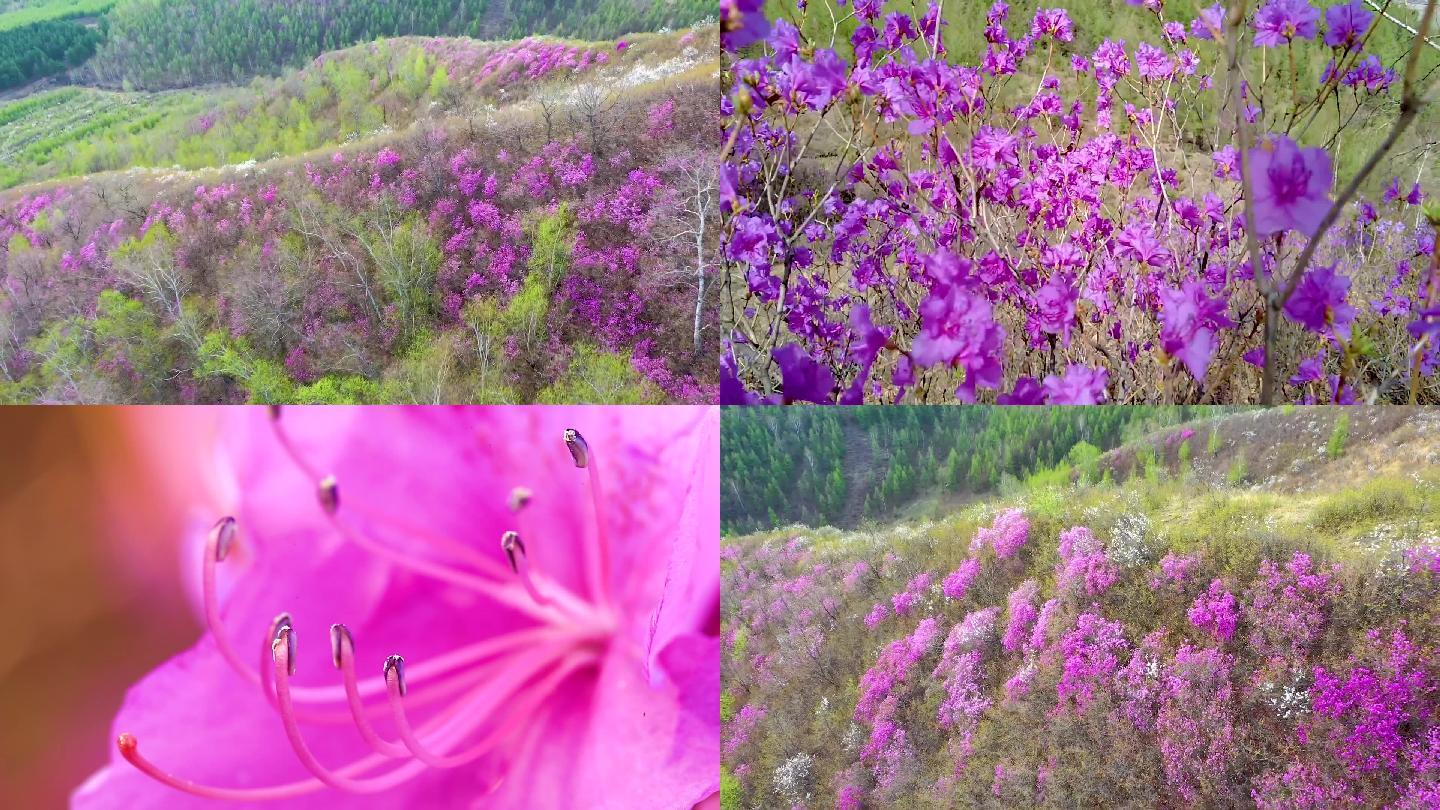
[1267,154,1311,205]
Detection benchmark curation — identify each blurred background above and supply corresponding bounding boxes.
[0,409,219,807]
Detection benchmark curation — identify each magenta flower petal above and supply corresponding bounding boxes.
[1249,136,1334,237]
[74,406,718,809]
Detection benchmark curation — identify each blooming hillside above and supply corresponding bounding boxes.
[720,0,1440,404]
[720,407,1440,807]
[0,27,719,403]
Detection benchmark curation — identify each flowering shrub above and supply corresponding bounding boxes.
[892,571,934,615]
[1246,551,1342,668]
[720,0,1440,405]
[1056,525,1119,597]
[933,608,999,770]
[1302,629,1435,782]
[1157,645,1238,803]
[722,448,1438,806]
[941,558,981,600]
[1057,612,1130,712]
[970,508,1031,558]
[1151,552,1200,591]
[1001,579,1040,654]
[1188,578,1240,642]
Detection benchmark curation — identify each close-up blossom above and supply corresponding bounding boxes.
[1249,136,1334,237]
[1253,0,1321,46]
[64,407,718,809]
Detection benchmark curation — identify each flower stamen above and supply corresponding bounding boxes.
[270,626,417,794]
[502,530,552,606]
[331,624,409,757]
[565,428,611,606]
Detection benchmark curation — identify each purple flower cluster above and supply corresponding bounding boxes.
[720,0,1439,405]
[1245,552,1342,669]
[1057,612,1130,712]
[1187,579,1240,642]
[1002,580,1041,654]
[1056,526,1119,597]
[942,558,982,600]
[1151,552,1200,591]
[970,509,1031,559]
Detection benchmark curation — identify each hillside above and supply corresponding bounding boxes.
[0,0,713,94]
[721,406,1232,533]
[0,26,720,403]
[721,407,1440,808]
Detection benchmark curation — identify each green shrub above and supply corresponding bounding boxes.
[1226,453,1248,486]
[535,345,666,404]
[720,767,741,810]
[1312,478,1422,534]
[1327,412,1350,460]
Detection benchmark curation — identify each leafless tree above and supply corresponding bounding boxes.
[658,151,718,351]
[568,84,616,158]
[535,86,564,144]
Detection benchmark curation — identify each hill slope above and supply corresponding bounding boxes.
[0,26,719,403]
[721,407,1440,808]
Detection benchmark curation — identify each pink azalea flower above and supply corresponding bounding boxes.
[1158,279,1235,382]
[1284,263,1357,339]
[1042,364,1110,404]
[73,407,719,809]
[1253,0,1320,46]
[1248,136,1334,237]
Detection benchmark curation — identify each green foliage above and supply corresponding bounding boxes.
[719,767,741,810]
[504,205,573,350]
[89,0,709,90]
[720,691,735,724]
[721,407,1225,532]
[195,331,291,403]
[1226,453,1248,487]
[504,272,552,350]
[1312,477,1423,535]
[292,374,382,404]
[1327,412,1350,460]
[496,0,714,40]
[0,0,113,33]
[369,212,441,337]
[528,203,573,285]
[535,344,665,404]
[29,289,177,402]
[0,15,102,91]
[1068,440,1101,484]
[1207,427,1222,455]
[1178,439,1191,466]
[0,35,481,189]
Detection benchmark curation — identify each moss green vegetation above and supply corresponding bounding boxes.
[0,0,113,32]
[0,15,102,90]
[0,41,463,189]
[1327,411,1350,460]
[89,0,713,89]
